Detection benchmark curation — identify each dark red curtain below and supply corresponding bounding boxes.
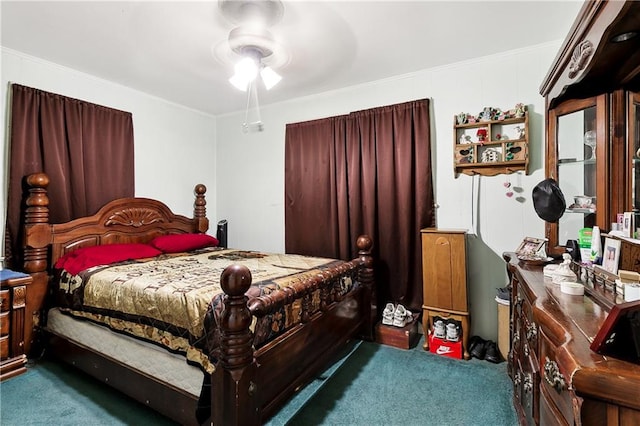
[285,99,434,312]
[4,84,134,269]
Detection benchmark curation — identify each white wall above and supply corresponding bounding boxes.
[216,41,562,340]
[1,48,218,254]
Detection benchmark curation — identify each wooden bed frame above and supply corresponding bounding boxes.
[21,172,376,425]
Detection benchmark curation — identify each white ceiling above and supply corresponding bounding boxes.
[1,1,585,116]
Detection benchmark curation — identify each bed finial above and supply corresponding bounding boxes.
[193,183,208,233]
[22,172,52,357]
[213,264,258,425]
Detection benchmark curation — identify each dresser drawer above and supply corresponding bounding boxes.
[540,388,570,426]
[0,289,9,311]
[540,333,576,425]
[0,334,8,360]
[0,311,9,336]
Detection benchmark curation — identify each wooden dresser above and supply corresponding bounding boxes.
[0,270,31,381]
[504,254,640,425]
[420,228,469,358]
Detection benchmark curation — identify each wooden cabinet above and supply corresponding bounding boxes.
[504,254,640,425]
[540,0,640,255]
[1,270,31,381]
[453,110,529,177]
[420,228,469,358]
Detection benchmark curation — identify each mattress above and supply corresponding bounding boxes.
[46,307,203,397]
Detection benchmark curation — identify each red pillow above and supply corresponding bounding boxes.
[149,233,219,253]
[55,243,162,275]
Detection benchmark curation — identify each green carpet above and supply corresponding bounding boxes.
[0,337,517,425]
[282,338,518,425]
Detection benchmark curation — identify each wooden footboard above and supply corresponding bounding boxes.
[213,236,374,425]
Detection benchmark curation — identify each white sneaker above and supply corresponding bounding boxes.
[446,320,461,342]
[433,318,446,339]
[392,304,412,327]
[382,303,395,325]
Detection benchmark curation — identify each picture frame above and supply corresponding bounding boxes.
[515,237,546,257]
[590,300,640,364]
[623,211,634,238]
[602,237,621,274]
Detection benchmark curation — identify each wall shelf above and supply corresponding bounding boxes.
[453,108,529,177]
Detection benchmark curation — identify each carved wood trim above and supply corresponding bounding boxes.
[568,40,594,79]
[105,208,166,227]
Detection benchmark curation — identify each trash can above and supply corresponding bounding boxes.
[495,288,510,361]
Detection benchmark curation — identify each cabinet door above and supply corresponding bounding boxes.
[546,95,608,255]
[421,231,467,311]
[628,91,640,227]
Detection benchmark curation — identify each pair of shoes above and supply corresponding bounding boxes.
[381,303,414,327]
[469,336,502,363]
[392,304,414,327]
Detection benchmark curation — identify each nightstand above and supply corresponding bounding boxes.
[1,269,31,381]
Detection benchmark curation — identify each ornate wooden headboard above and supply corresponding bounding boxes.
[21,172,209,355]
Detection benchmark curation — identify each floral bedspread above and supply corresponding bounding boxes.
[53,248,357,373]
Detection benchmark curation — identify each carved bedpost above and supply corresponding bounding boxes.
[193,183,209,234]
[357,235,375,341]
[22,173,53,356]
[212,264,258,426]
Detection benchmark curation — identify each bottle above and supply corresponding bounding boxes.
[590,225,602,264]
[578,228,592,264]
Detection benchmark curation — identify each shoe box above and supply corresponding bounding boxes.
[375,313,420,350]
[428,334,463,359]
[428,317,463,359]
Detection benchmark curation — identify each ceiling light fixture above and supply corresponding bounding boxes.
[218,0,286,132]
[228,46,281,92]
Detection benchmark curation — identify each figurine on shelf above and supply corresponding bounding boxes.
[459,134,471,144]
[515,126,525,139]
[515,103,525,118]
[479,107,493,122]
[476,128,488,142]
[456,112,467,125]
[467,115,477,123]
[552,253,578,284]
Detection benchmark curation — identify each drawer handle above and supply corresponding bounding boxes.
[544,357,566,392]
[526,323,537,341]
[514,371,522,386]
[523,373,533,394]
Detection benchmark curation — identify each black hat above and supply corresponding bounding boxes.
[532,178,566,222]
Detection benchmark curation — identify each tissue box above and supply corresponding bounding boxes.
[625,284,640,302]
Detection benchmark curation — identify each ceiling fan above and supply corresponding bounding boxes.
[218,0,289,92]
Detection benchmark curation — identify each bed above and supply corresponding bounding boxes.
[21,172,376,425]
